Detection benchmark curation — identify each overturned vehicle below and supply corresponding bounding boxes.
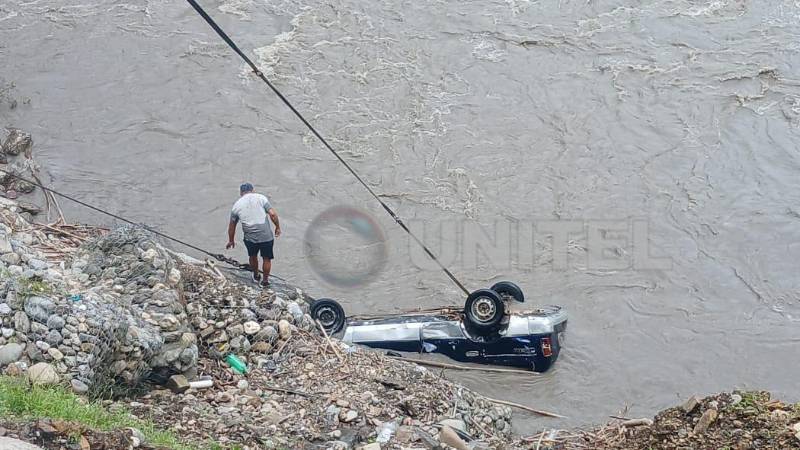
[309,282,567,372]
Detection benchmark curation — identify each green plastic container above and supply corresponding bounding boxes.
[225,354,247,374]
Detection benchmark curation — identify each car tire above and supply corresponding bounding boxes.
[464,289,506,334]
[310,298,346,335]
[491,281,524,303]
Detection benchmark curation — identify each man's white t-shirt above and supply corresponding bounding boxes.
[230,193,274,243]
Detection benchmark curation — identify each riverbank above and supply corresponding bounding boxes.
[515,390,800,449]
[0,151,515,449]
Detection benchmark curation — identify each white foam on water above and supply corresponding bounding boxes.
[460,33,507,62]
[575,6,639,38]
[504,0,532,16]
[668,0,745,18]
[419,166,483,218]
[252,29,298,79]
[780,95,800,124]
[181,39,232,59]
[218,0,254,20]
[0,9,18,23]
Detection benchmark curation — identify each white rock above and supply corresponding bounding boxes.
[0,236,12,254]
[47,347,64,361]
[0,436,45,449]
[243,321,261,335]
[340,409,358,423]
[28,362,60,385]
[278,320,291,339]
[0,252,20,265]
[287,302,304,322]
[142,248,158,262]
[357,444,381,450]
[27,259,48,271]
[168,268,181,286]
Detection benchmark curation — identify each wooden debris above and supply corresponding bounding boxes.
[621,418,653,427]
[316,319,344,362]
[481,395,565,419]
[388,355,537,375]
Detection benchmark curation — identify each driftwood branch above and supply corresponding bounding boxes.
[316,320,344,362]
[37,223,85,242]
[261,384,310,397]
[274,335,292,356]
[388,355,535,375]
[620,418,653,427]
[480,396,565,419]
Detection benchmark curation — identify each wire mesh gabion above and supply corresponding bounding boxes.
[64,226,198,397]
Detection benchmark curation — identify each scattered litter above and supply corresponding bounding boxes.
[224,354,247,374]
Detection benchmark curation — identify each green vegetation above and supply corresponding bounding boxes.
[15,277,56,298]
[726,390,770,412]
[0,376,191,449]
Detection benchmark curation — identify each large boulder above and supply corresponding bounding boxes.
[0,343,23,366]
[28,362,59,385]
[24,296,55,323]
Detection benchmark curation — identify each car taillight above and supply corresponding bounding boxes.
[541,337,552,357]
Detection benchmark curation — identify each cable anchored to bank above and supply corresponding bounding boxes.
[184,0,470,296]
[0,168,286,281]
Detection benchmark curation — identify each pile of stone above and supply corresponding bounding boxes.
[148,264,514,448]
[180,262,316,362]
[0,214,200,394]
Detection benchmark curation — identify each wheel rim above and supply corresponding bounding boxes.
[470,296,497,323]
[316,306,337,328]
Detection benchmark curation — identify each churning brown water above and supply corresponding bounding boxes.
[2,0,799,434]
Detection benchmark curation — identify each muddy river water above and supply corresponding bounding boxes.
[2,0,799,434]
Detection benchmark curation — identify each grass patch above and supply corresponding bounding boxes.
[0,376,194,449]
[15,277,56,298]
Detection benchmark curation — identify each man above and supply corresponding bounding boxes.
[227,183,281,286]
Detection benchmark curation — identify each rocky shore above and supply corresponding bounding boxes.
[0,136,514,449]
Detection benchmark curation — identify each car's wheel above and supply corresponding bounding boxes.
[491,281,524,303]
[310,298,346,335]
[464,289,506,334]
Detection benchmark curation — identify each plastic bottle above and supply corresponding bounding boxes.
[376,421,397,444]
[225,354,247,374]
